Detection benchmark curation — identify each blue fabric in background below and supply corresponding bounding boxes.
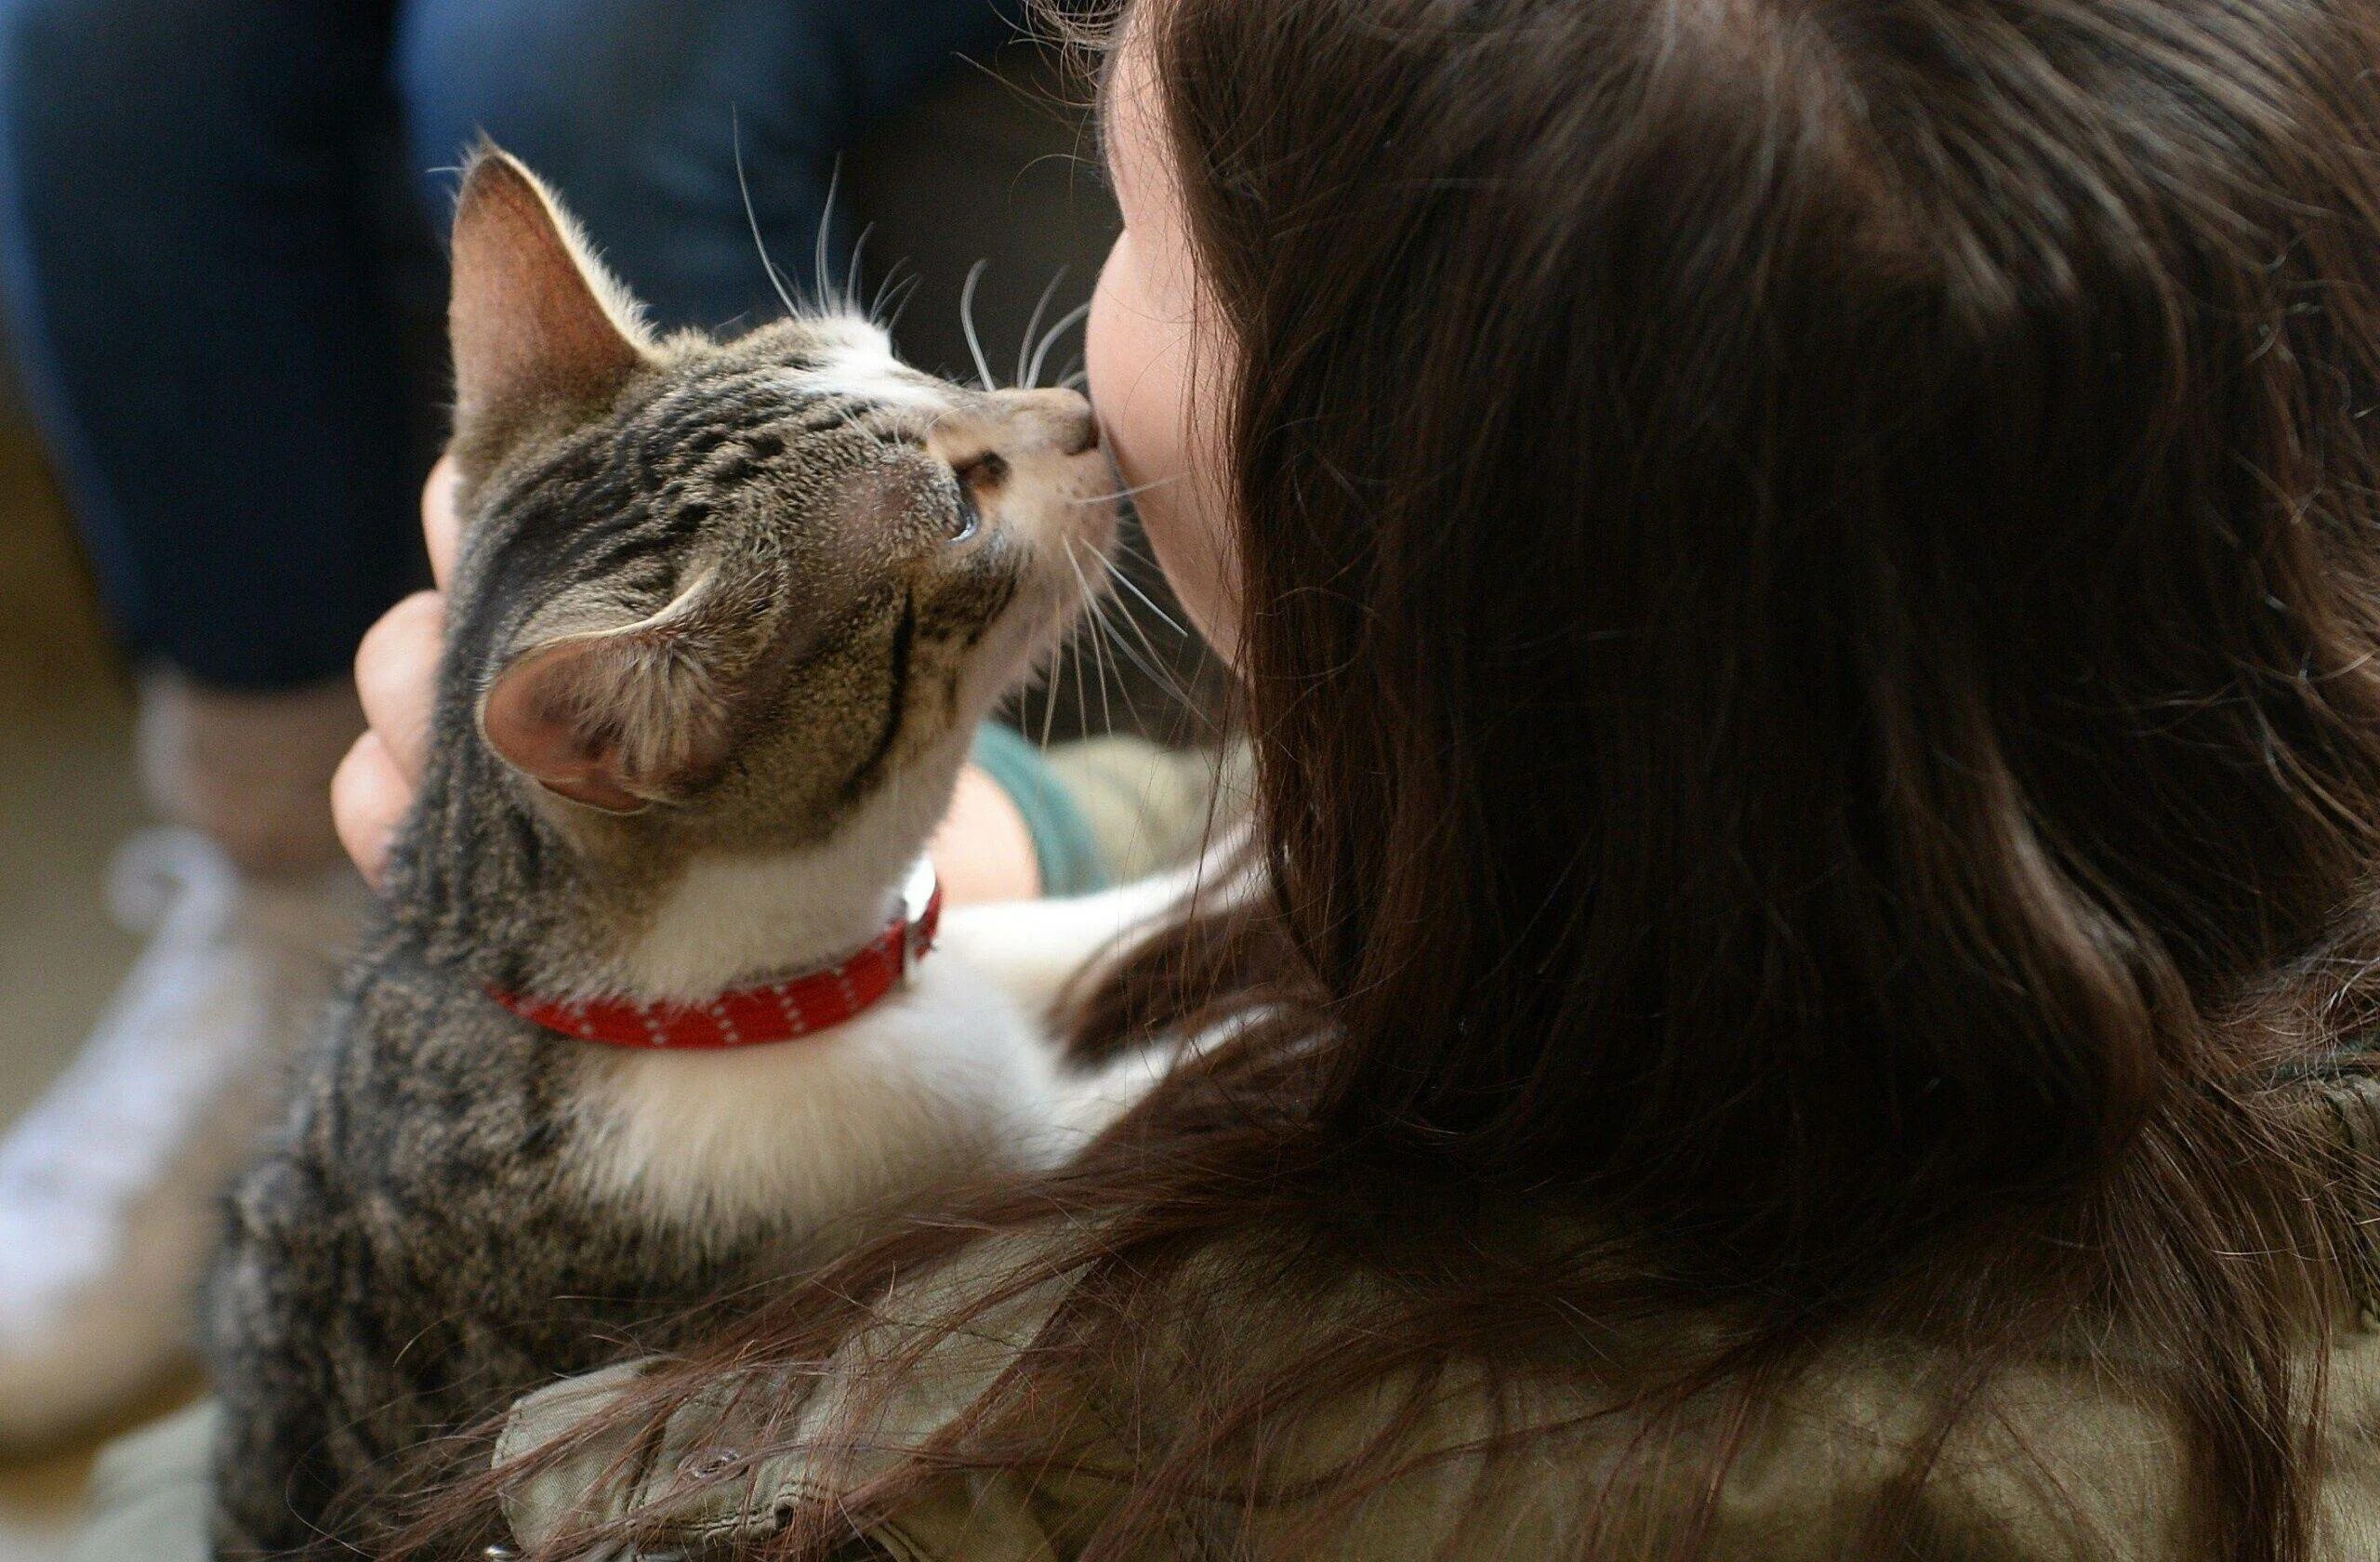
[0,0,1014,691]
[971,721,1110,898]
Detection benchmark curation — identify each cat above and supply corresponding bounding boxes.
[204,145,1148,1557]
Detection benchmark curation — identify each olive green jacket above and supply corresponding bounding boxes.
[479,1271,2380,1562]
[68,1209,2380,1562]
[469,1076,2380,1560]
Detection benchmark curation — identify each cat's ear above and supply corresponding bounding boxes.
[448,143,655,456]
[478,571,778,814]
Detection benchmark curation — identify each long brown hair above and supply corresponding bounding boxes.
[416,0,2380,1555]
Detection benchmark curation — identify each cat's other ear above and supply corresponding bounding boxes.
[448,142,655,463]
[478,570,783,814]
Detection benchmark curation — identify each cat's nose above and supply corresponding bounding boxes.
[995,388,1099,457]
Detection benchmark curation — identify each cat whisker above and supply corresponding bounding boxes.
[1063,538,1118,736]
[880,273,928,336]
[1091,572,1200,737]
[866,260,919,333]
[867,259,910,324]
[1091,562,1205,718]
[1067,598,1092,739]
[1016,268,1069,390]
[1086,607,1117,739]
[1038,621,1064,750]
[1092,615,1156,737]
[1092,578,1167,738]
[959,260,998,391]
[1069,472,1183,508]
[1100,565,1187,679]
[1064,536,1175,732]
[733,118,802,322]
[841,221,877,319]
[813,156,844,314]
[1026,302,1092,393]
[1104,555,1193,641]
[1104,626,1144,735]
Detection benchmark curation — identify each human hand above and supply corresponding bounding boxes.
[331,458,458,889]
[332,457,1041,903]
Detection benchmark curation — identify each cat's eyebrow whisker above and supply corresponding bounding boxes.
[959,260,998,391]
[880,273,928,336]
[1016,268,1069,390]
[841,221,878,319]
[1026,302,1092,392]
[734,117,803,322]
[813,155,845,314]
[868,258,908,323]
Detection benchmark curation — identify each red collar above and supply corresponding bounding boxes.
[486,860,943,1051]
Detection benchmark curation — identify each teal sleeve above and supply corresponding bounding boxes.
[969,723,1110,898]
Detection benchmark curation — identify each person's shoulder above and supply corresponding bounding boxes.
[493,1224,1089,1556]
[496,1216,2380,1562]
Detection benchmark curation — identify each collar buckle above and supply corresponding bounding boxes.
[898,855,941,981]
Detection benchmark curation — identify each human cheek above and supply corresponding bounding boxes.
[1086,234,1241,658]
[1086,233,1174,490]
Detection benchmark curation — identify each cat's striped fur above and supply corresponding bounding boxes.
[204,147,1129,1557]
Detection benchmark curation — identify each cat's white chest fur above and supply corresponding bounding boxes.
[615,828,930,1006]
[563,862,1211,1248]
[563,956,1071,1243]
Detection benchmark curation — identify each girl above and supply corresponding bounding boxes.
[337,0,2380,1555]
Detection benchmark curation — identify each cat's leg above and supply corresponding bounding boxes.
[206,1259,336,1556]
[204,1160,356,1560]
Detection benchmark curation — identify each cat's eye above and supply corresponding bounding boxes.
[949,453,1008,542]
[955,452,1009,492]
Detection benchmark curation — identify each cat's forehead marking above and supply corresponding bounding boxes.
[773,326,951,417]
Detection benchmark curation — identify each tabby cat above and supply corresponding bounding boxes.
[205,146,1136,1556]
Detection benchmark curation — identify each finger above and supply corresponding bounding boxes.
[423,455,462,589]
[355,590,445,784]
[333,732,411,892]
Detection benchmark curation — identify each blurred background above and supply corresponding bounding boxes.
[0,365,138,1562]
[0,26,1209,1554]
